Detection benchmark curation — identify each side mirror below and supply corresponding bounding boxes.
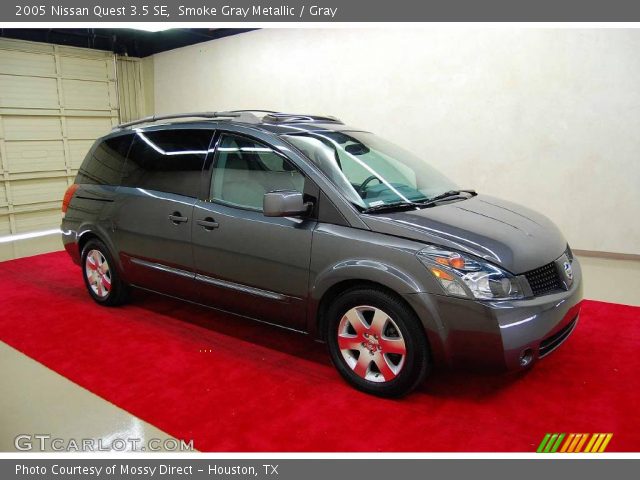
[263,190,310,217]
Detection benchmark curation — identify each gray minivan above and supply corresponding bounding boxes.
[61,110,583,397]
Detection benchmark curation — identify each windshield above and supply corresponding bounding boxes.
[282,131,457,209]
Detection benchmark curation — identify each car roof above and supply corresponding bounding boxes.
[107,111,367,138]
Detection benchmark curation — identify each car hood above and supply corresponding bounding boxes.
[361,194,567,274]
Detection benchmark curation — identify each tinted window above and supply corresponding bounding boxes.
[76,135,132,185]
[121,129,214,197]
[210,134,304,210]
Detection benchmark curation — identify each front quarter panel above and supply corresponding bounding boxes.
[307,223,446,341]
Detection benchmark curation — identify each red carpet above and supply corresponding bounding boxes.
[0,251,638,452]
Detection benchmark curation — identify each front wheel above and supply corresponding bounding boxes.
[326,287,430,397]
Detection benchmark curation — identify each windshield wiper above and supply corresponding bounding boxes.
[420,189,477,206]
[362,190,477,214]
[362,201,421,214]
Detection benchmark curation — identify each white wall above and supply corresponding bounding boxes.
[153,28,640,255]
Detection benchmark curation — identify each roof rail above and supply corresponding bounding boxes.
[263,113,343,124]
[222,110,342,124]
[113,111,244,130]
[225,109,280,115]
[112,110,343,130]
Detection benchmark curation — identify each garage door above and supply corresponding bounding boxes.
[0,38,119,249]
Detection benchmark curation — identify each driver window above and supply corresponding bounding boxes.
[211,134,305,210]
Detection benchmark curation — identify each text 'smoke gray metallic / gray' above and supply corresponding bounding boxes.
[61,110,582,397]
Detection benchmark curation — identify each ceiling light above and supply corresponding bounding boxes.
[128,27,173,33]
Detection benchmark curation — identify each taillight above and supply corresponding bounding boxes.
[62,184,79,214]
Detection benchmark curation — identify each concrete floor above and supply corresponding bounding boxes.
[0,235,638,451]
[0,342,176,452]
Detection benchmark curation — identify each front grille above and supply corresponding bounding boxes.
[539,316,578,357]
[523,262,563,296]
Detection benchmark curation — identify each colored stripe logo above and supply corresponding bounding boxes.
[537,433,613,453]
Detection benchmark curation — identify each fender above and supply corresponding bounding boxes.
[313,259,423,299]
[305,258,446,341]
[75,222,127,280]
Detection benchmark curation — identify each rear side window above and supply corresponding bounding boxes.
[76,135,132,185]
[121,129,214,197]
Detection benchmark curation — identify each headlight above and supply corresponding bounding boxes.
[417,245,527,300]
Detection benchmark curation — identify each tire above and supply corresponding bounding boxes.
[81,238,129,306]
[326,287,431,398]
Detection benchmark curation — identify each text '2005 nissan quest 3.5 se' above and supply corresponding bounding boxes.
[61,110,583,397]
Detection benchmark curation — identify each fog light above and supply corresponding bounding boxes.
[519,349,533,367]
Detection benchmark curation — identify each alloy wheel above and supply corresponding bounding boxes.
[337,305,407,383]
[85,249,112,298]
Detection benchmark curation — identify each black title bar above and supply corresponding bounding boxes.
[3,0,640,22]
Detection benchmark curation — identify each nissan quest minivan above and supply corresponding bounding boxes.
[61,110,583,397]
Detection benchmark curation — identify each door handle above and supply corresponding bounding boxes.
[168,212,188,224]
[197,217,219,231]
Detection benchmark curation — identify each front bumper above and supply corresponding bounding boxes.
[404,258,584,370]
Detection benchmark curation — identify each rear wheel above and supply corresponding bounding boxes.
[326,287,430,397]
[81,239,129,306]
